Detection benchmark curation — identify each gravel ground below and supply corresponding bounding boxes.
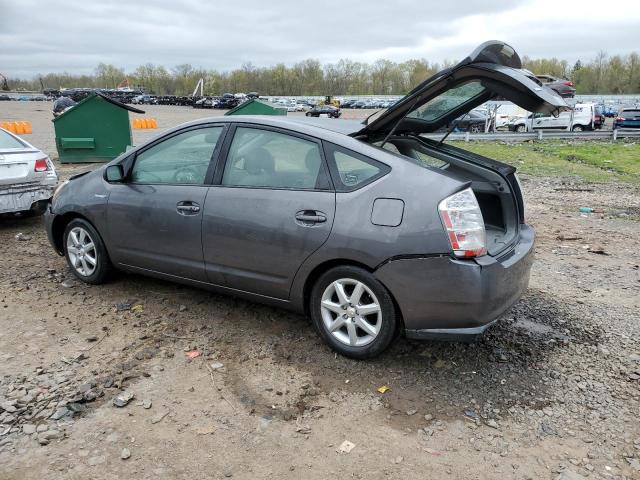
[0,104,638,479]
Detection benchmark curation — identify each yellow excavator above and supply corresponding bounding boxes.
[319,95,340,107]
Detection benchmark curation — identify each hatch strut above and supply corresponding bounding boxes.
[379,95,422,149]
[436,112,471,147]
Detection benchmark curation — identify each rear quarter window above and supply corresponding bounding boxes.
[324,143,390,192]
[0,130,27,149]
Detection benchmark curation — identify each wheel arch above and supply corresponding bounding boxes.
[300,258,405,334]
[51,212,101,255]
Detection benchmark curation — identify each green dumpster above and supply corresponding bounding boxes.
[53,92,145,163]
[224,98,287,116]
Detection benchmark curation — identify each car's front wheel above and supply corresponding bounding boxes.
[515,124,526,133]
[63,218,111,284]
[309,266,397,359]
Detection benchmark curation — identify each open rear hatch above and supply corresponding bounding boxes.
[353,40,569,257]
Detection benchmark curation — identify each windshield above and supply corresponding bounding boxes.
[407,81,486,122]
[0,130,27,149]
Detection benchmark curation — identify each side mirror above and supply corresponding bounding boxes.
[105,164,125,183]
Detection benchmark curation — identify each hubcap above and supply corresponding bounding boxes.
[320,278,382,347]
[66,226,97,277]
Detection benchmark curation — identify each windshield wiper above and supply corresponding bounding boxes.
[437,112,470,147]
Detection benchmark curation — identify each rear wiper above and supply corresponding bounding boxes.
[437,113,470,147]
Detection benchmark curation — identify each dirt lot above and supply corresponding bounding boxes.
[1,103,639,479]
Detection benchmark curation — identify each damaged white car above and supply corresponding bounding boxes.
[0,127,57,216]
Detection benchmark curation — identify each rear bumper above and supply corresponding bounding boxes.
[374,225,535,338]
[0,182,55,214]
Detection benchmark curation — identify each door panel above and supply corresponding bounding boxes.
[107,184,208,280]
[202,187,335,298]
[105,125,225,281]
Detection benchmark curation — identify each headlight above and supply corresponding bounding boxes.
[52,180,69,203]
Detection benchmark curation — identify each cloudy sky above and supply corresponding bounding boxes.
[2,0,639,78]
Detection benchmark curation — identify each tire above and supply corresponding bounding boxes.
[572,125,584,132]
[309,266,398,359]
[515,124,526,133]
[305,112,311,117]
[469,123,482,134]
[63,218,111,284]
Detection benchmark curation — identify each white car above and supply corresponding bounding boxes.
[0,127,57,215]
[510,103,596,132]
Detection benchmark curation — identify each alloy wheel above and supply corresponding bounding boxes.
[66,226,97,277]
[320,278,382,347]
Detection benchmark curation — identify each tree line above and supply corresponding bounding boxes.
[8,51,640,96]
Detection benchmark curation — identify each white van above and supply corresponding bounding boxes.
[509,103,596,132]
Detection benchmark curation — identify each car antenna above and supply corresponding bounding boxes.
[437,112,471,147]
[379,95,422,149]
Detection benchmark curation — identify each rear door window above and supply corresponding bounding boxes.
[221,127,330,190]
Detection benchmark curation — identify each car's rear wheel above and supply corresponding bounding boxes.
[515,124,526,133]
[572,125,584,132]
[469,123,483,134]
[63,218,111,284]
[309,266,397,359]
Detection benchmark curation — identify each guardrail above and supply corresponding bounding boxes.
[421,129,640,142]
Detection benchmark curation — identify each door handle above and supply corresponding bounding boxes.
[295,210,327,224]
[176,201,200,215]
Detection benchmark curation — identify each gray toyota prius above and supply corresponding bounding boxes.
[46,41,568,358]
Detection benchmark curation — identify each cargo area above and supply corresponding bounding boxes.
[379,135,520,256]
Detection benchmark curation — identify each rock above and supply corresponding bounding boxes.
[210,362,224,370]
[36,424,48,433]
[142,399,152,409]
[86,335,99,342]
[424,414,434,422]
[556,470,587,480]
[179,305,188,312]
[151,410,169,424]
[15,232,31,241]
[37,435,49,446]
[116,303,132,312]
[42,430,60,440]
[121,448,131,460]
[394,456,404,464]
[22,424,36,434]
[406,409,417,416]
[88,455,106,466]
[113,391,134,408]
[50,407,69,420]
[61,279,74,288]
[1,402,17,413]
[486,419,499,429]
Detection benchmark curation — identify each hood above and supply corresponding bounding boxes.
[354,40,569,137]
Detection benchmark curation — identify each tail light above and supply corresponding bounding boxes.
[615,117,625,122]
[34,158,50,172]
[438,187,487,258]
[563,81,574,87]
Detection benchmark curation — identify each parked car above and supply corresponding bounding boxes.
[132,95,157,105]
[446,110,489,133]
[614,108,640,129]
[44,40,566,358]
[535,75,576,98]
[0,94,12,101]
[1,127,57,216]
[593,105,605,129]
[305,105,341,118]
[509,103,595,132]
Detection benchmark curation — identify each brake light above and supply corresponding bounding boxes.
[615,117,625,122]
[34,158,50,172]
[438,187,487,258]
[563,81,574,87]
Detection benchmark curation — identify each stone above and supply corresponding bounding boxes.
[424,414,434,421]
[556,470,587,480]
[50,407,69,420]
[121,448,131,460]
[143,399,152,409]
[36,424,48,433]
[486,419,499,429]
[113,391,134,408]
[22,424,36,435]
[88,455,106,466]
[210,362,224,370]
[406,409,417,416]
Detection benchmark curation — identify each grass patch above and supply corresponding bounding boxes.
[449,140,640,184]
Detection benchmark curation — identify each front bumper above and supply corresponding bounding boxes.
[374,225,535,339]
[0,182,55,214]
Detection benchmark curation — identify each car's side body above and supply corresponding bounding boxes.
[45,41,568,355]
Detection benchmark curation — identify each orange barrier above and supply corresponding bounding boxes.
[132,118,158,129]
[0,121,33,134]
